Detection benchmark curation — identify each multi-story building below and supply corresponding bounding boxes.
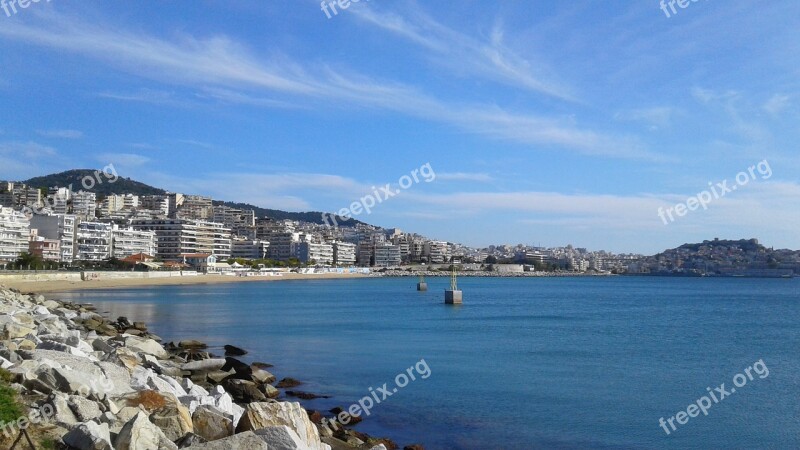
[74,221,112,261]
[374,244,402,267]
[0,182,41,210]
[0,207,31,262]
[176,195,213,220]
[293,241,334,265]
[425,241,450,263]
[231,239,269,260]
[71,191,97,219]
[266,232,299,261]
[44,188,70,215]
[333,241,357,266]
[139,195,170,217]
[132,219,231,261]
[29,214,76,263]
[99,194,139,217]
[111,225,156,259]
[29,237,61,262]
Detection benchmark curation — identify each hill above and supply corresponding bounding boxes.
[20,170,366,227]
[24,169,166,197]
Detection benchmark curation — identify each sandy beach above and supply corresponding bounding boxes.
[0,272,372,293]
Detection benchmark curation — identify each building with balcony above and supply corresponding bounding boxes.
[132,219,231,261]
[231,239,269,260]
[374,244,402,267]
[333,241,357,266]
[29,214,76,263]
[75,221,112,261]
[293,242,334,265]
[0,207,31,263]
[72,191,97,219]
[112,226,156,259]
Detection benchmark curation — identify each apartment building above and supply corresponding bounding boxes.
[132,219,231,261]
[111,225,156,259]
[139,195,170,217]
[71,191,97,219]
[74,221,112,261]
[99,194,139,217]
[29,237,61,261]
[374,244,402,267]
[176,195,213,220]
[0,182,41,210]
[29,214,76,263]
[293,241,334,265]
[0,207,31,262]
[333,241,357,266]
[231,239,269,260]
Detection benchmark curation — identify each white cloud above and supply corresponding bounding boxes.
[436,172,493,182]
[0,13,657,160]
[351,5,574,100]
[36,129,83,139]
[98,153,150,167]
[763,94,791,116]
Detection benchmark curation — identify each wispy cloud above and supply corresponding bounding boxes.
[0,12,654,160]
[36,129,84,139]
[763,94,791,116]
[436,172,493,182]
[351,4,574,100]
[98,153,150,167]
[614,107,675,130]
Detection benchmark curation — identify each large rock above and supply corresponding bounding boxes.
[62,421,113,450]
[4,322,35,339]
[124,336,168,359]
[182,359,226,372]
[222,378,267,403]
[192,404,234,441]
[68,395,104,422]
[184,431,268,450]
[237,402,330,450]
[151,401,194,442]
[255,426,308,450]
[115,411,178,450]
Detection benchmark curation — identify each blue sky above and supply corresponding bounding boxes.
[0,0,798,254]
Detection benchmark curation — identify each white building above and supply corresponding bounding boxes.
[132,219,231,261]
[29,214,76,263]
[0,207,31,263]
[111,225,156,259]
[293,242,334,265]
[99,194,139,217]
[71,191,97,219]
[333,242,356,266]
[74,221,112,261]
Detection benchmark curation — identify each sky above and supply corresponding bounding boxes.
[0,0,798,254]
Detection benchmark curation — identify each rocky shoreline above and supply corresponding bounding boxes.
[0,286,422,450]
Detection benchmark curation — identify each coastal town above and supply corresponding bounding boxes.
[0,172,797,278]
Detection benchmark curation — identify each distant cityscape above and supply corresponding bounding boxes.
[0,171,797,277]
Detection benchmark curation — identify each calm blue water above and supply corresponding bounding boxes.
[54,277,800,449]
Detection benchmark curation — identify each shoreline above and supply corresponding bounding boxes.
[0,272,371,293]
[0,285,409,449]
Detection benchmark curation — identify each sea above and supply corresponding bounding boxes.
[54,276,800,449]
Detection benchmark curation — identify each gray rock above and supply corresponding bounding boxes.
[237,402,330,450]
[192,404,234,441]
[124,336,168,359]
[184,431,269,450]
[254,426,308,450]
[4,322,35,339]
[62,420,113,450]
[182,359,226,372]
[68,395,104,422]
[115,411,178,450]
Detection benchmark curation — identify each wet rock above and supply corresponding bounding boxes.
[286,391,331,400]
[223,344,247,356]
[223,378,267,403]
[276,377,303,388]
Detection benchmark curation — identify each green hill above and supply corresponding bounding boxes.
[20,170,367,227]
